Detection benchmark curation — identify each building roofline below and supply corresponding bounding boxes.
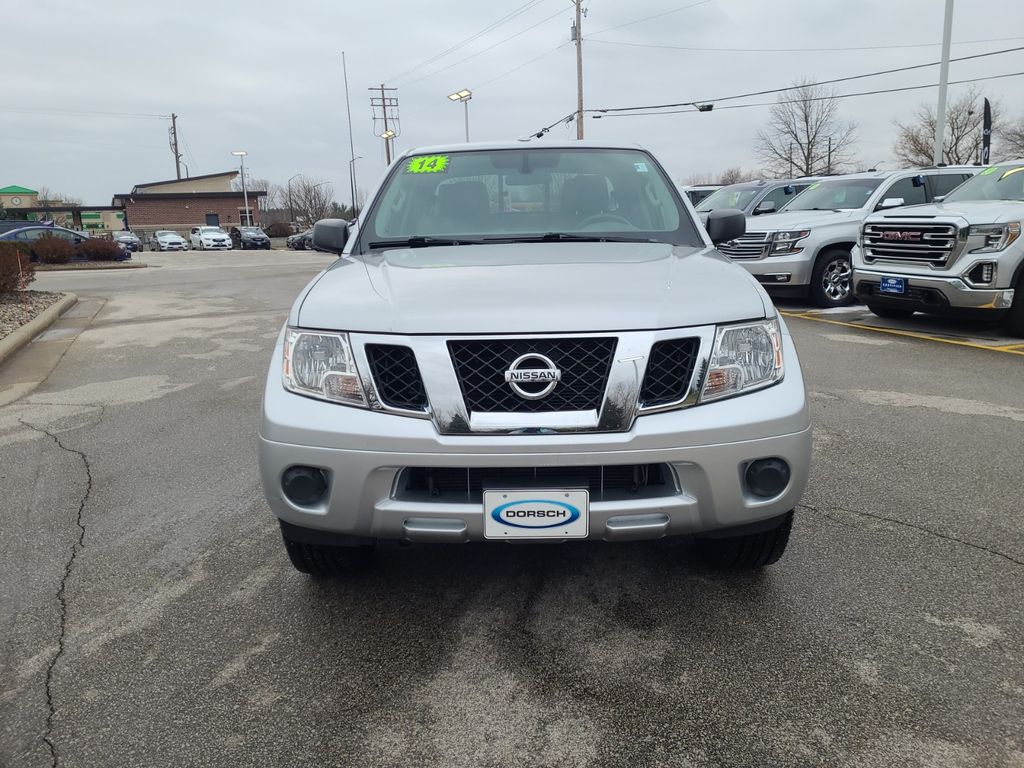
[112,190,266,201]
[132,170,240,191]
[0,185,39,195]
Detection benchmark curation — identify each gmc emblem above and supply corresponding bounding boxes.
[880,230,922,242]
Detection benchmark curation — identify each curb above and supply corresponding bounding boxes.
[0,293,79,369]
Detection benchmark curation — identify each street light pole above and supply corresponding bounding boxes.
[933,0,955,165]
[232,150,249,225]
[287,173,300,226]
[447,89,472,142]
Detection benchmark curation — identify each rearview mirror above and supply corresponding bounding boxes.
[878,197,905,209]
[706,209,746,245]
[753,200,776,215]
[312,219,350,255]
[911,174,925,187]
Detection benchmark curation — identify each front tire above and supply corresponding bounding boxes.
[696,511,793,569]
[810,249,853,308]
[867,302,915,320]
[1007,275,1024,337]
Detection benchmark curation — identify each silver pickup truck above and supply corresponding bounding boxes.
[854,160,1024,336]
[258,142,811,575]
[719,167,977,307]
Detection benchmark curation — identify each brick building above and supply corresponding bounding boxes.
[111,171,266,240]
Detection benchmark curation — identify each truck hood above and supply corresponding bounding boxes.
[867,200,1024,224]
[297,242,768,334]
[747,208,864,232]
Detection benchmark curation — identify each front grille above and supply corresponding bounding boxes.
[718,231,770,259]
[448,338,616,413]
[863,222,959,266]
[640,338,700,408]
[398,464,673,503]
[365,344,428,411]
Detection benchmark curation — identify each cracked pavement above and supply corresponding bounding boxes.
[1,251,1022,767]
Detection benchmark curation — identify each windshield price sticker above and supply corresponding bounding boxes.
[1000,167,1024,180]
[634,162,649,173]
[980,166,999,175]
[808,182,821,189]
[405,155,450,174]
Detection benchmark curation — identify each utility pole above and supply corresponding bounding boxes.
[827,136,832,175]
[572,0,585,139]
[369,84,399,165]
[342,52,358,216]
[933,0,955,165]
[168,113,182,179]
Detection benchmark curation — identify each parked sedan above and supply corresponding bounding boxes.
[151,230,189,251]
[113,231,142,252]
[287,229,313,250]
[189,226,232,250]
[0,225,131,261]
[230,226,272,250]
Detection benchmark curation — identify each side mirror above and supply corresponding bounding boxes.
[312,219,350,254]
[878,197,905,209]
[706,209,746,245]
[753,200,776,215]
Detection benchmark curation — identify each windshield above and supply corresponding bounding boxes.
[783,178,883,211]
[359,148,701,250]
[239,227,263,234]
[155,231,178,237]
[200,227,225,234]
[696,186,762,212]
[944,165,1024,202]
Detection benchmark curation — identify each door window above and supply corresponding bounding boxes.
[879,176,927,208]
[759,186,798,212]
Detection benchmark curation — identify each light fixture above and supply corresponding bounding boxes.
[693,103,713,113]
[380,129,395,139]
[231,150,247,157]
[448,89,472,102]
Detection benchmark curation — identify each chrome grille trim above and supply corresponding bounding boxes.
[718,231,770,259]
[862,221,963,267]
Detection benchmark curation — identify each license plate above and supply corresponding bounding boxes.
[879,276,906,295]
[483,489,589,539]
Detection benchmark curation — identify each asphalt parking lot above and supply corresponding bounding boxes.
[1,251,1022,767]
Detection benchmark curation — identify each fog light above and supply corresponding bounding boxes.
[282,466,328,506]
[966,262,996,286]
[745,458,790,498]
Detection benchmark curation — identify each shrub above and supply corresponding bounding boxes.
[264,221,292,238]
[77,237,124,261]
[0,242,36,290]
[33,235,74,264]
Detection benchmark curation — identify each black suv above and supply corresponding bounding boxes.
[230,226,272,250]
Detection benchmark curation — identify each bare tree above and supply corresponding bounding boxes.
[35,186,83,206]
[755,80,858,176]
[893,87,999,167]
[291,176,336,226]
[719,167,759,185]
[1000,118,1024,159]
[683,172,716,185]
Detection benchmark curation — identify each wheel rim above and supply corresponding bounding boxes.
[822,258,852,302]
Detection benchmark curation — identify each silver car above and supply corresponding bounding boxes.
[258,141,811,575]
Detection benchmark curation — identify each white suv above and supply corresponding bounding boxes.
[719,167,978,307]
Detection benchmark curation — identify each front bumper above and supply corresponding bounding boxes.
[732,251,814,288]
[258,333,811,543]
[854,268,1014,311]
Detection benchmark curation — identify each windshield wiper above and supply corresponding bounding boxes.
[367,236,484,249]
[484,233,657,243]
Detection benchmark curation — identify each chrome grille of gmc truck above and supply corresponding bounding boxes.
[862,222,960,266]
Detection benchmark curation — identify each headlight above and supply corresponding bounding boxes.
[700,318,784,403]
[968,222,1020,253]
[770,230,811,254]
[283,328,367,406]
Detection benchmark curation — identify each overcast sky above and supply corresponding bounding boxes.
[6,0,1024,205]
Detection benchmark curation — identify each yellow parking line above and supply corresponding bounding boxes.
[780,311,1024,357]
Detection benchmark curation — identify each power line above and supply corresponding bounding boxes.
[398,7,567,88]
[0,107,170,119]
[589,70,1024,118]
[390,0,550,83]
[587,0,715,36]
[587,34,1024,54]
[592,44,1024,113]
[474,42,569,89]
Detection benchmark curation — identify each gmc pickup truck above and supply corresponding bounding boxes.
[258,142,811,575]
[854,160,1024,336]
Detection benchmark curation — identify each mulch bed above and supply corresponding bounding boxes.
[35,261,146,271]
[0,291,65,341]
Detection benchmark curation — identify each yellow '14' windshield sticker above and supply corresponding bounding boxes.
[405,155,450,174]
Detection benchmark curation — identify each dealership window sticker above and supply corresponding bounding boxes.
[405,155,450,174]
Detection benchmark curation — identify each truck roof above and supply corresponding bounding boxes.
[395,140,647,157]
